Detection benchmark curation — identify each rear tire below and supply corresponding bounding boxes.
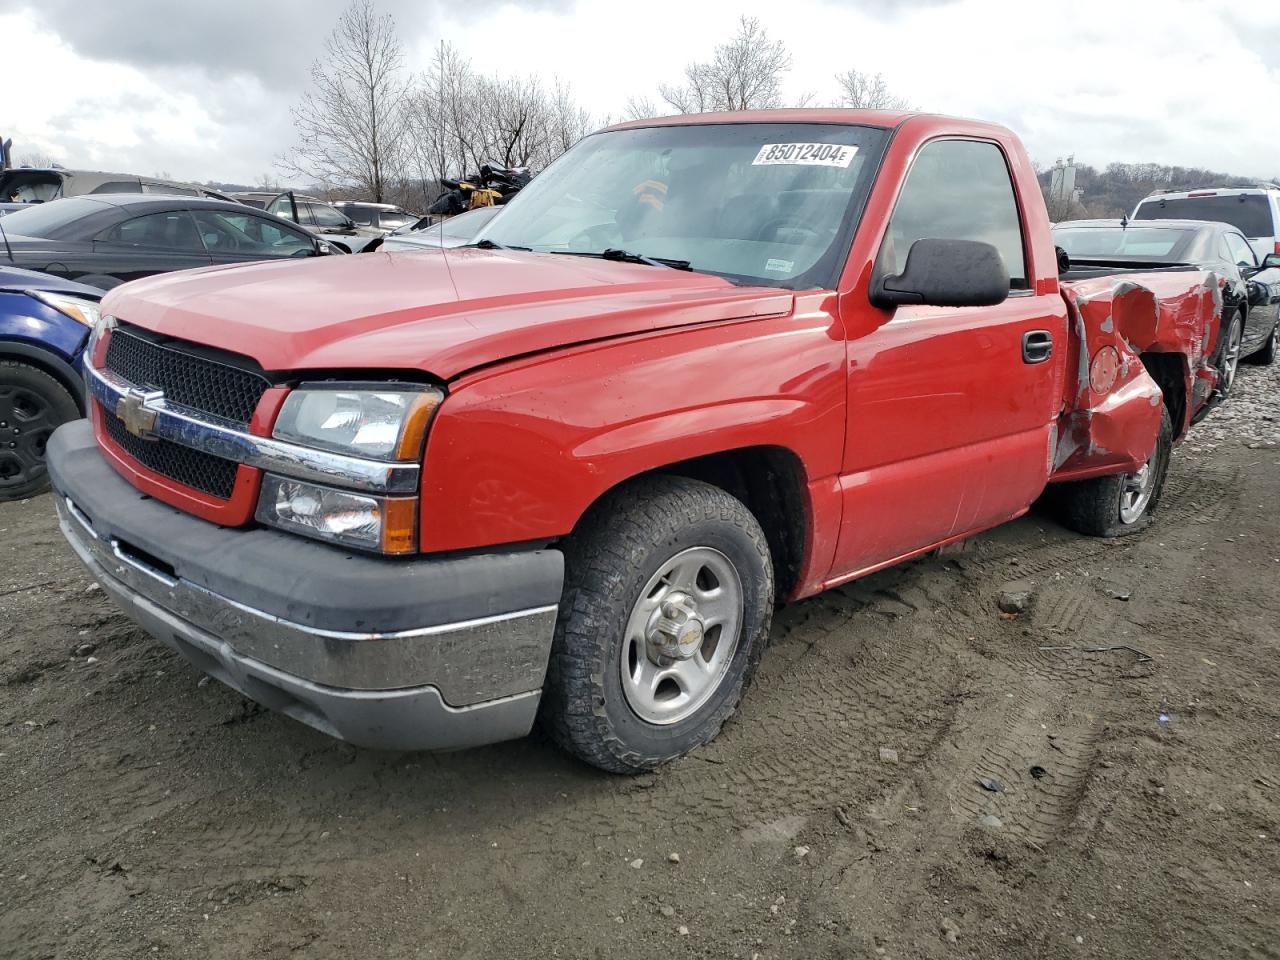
[541,476,774,774]
[1245,324,1277,366]
[0,360,80,502]
[1055,406,1173,538]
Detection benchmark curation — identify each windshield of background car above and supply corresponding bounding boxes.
[343,205,376,225]
[1053,225,1196,261]
[477,122,890,288]
[0,197,107,237]
[1134,194,1274,238]
[378,212,414,229]
[310,204,350,228]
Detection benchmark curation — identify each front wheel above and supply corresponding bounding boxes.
[541,476,774,774]
[1215,312,1245,400]
[0,360,81,502]
[1055,405,1173,538]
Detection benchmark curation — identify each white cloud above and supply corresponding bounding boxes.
[3,0,1278,185]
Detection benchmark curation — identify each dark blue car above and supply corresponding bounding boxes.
[0,265,102,500]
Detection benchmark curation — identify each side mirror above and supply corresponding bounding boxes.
[872,238,1010,310]
[1260,253,1280,270]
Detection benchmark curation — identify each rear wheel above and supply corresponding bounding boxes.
[541,476,774,774]
[0,360,80,502]
[1055,406,1173,538]
[1245,323,1277,366]
[1215,311,1244,400]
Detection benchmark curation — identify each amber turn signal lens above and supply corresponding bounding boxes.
[381,497,419,554]
[394,392,443,461]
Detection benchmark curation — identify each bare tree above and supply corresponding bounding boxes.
[659,17,791,113]
[834,69,910,110]
[623,95,658,121]
[280,0,409,202]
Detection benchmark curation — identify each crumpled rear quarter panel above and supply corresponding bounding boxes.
[1051,271,1223,482]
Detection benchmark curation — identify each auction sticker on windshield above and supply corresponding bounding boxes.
[752,143,858,167]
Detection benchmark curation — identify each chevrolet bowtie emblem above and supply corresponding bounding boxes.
[115,389,162,439]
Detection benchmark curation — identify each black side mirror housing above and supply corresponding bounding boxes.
[871,238,1010,309]
[1260,253,1280,270]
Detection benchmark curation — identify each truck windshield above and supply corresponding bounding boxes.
[477,122,890,289]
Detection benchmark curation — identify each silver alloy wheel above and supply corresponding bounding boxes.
[1221,316,1244,394]
[620,546,744,725]
[1119,461,1156,524]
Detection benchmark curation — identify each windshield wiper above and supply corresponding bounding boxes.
[600,248,692,271]
[553,248,693,271]
[466,238,531,251]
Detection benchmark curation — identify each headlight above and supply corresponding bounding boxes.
[256,475,417,554]
[30,290,102,328]
[273,384,443,461]
[85,312,118,367]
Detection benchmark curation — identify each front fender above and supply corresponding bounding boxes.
[419,299,845,553]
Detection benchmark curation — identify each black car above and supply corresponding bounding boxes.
[1054,218,1280,398]
[0,194,337,290]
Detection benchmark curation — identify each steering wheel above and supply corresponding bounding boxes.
[756,216,823,245]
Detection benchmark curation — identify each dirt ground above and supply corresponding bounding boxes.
[2,366,1278,960]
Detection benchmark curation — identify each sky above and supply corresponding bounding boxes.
[1,0,1278,185]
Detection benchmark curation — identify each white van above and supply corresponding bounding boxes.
[1132,187,1280,262]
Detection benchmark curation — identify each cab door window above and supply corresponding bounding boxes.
[879,139,1027,288]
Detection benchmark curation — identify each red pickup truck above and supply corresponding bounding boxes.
[47,111,1223,773]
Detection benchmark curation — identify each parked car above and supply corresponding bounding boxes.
[1132,186,1280,262]
[0,194,339,289]
[0,167,233,205]
[0,266,101,500]
[263,192,381,252]
[48,110,1222,773]
[332,201,419,235]
[1055,218,1280,390]
[379,206,502,251]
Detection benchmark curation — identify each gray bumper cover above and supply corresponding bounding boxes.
[47,420,564,751]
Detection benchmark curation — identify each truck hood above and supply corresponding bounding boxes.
[100,248,794,379]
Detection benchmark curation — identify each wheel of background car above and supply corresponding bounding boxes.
[1215,311,1245,400]
[0,359,81,502]
[755,215,823,245]
[540,475,773,773]
[1053,404,1173,538]
[1244,323,1277,366]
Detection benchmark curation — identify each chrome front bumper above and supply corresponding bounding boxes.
[48,420,565,751]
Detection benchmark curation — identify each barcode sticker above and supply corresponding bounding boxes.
[752,143,857,168]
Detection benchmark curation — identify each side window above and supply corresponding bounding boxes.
[309,203,349,228]
[142,182,199,197]
[190,209,314,257]
[89,180,143,195]
[880,139,1028,288]
[1225,232,1256,268]
[96,210,205,251]
[266,195,297,221]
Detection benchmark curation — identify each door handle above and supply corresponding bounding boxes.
[1022,330,1053,364]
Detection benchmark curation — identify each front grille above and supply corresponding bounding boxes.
[102,411,239,499]
[105,326,271,425]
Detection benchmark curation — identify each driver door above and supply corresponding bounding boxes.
[828,138,1068,580]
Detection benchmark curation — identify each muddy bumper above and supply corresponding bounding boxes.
[46,420,564,751]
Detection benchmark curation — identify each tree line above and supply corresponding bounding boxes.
[283,2,1276,218]
[281,2,910,209]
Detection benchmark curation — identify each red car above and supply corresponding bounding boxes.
[47,110,1223,772]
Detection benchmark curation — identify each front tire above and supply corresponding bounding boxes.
[0,360,81,502]
[1055,406,1173,538]
[1214,311,1245,400]
[541,476,774,774]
